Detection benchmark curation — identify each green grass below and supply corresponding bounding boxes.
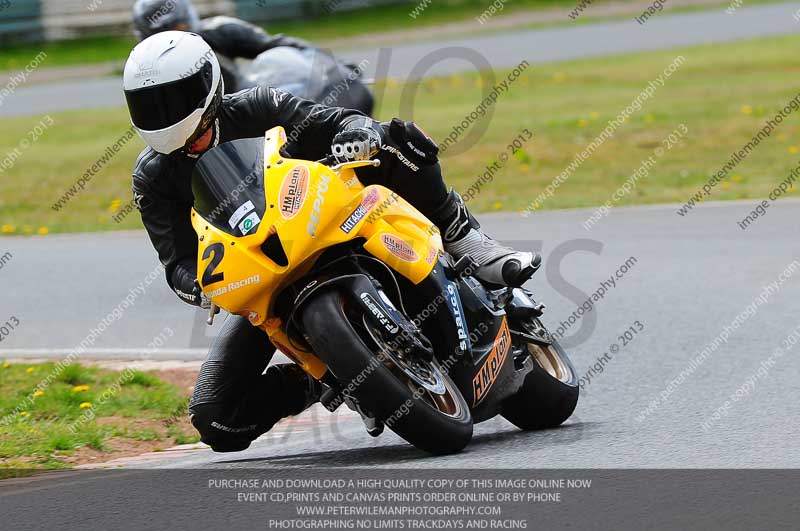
[0,362,198,472]
[2,33,800,234]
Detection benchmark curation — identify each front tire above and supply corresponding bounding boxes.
[502,322,579,430]
[302,289,473,455]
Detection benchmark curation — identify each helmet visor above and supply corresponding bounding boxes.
[125,59,213,132]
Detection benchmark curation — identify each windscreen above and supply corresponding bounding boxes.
[192,137,266,237]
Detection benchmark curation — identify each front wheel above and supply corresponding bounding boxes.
[502,319,579,430]
[301,289,473,455]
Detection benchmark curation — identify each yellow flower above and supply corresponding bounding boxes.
[25,367,34,373]
[79,402,93,409]
[72,385,90,392]
[20,411,29,417]
[1,225,15,233]
[789,146,798,155]
[33,390,44,397]
[740,105,753,115]
[731,175,743,183]
[108,199,122,213]
[37,227,49,235]
[2,362,10,369]
[577,119,588,128]
[492,201,503,210]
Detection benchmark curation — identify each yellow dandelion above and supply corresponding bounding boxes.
[37,227,49,235]
[731,175,744,183]
[2,361,10,369]
[25,367,34,373]
[740,105,753,115]
[79,402,93,409]
[789,146,799,155]
[20,411,29,417]
[493,201,503,210]
[577,119,588,128]
[1,225,15,233]
[33,390,44,397]
[72,384,90,392]
[108,199,122,213]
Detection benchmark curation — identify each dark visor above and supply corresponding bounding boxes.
[125,59,213,131]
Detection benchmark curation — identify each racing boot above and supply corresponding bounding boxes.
[430,190,541,287]
[267,363,322,416]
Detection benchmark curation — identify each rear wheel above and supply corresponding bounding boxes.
[301,289,473,455]
[502,318,579,430]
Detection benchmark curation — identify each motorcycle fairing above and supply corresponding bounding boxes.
[191,127,442,376]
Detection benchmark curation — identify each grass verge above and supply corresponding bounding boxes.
[1,33,800,233]
[0,361,198,474]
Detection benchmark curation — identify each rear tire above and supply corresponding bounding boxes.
[302,289,473,455]
[502,332,579,430]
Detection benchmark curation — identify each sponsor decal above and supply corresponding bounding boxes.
[446,282,469,352]
[472,318,511,406]
[279,165,309,219]
[360,292,399,334]
[380,233,419,262]
[340,188,381,234]
[306,173,332,237]
[238,211,260,236]
[206,274,261,299]
[228,200,255,229]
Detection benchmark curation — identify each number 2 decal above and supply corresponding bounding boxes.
[202,243,225,286]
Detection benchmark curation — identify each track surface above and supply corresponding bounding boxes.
[2,2,799,117]
[2,200,799,468]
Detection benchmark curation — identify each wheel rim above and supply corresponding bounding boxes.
[522,320,573,383]
[361,316,463,419]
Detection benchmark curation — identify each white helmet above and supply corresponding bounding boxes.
[123,31,223,155]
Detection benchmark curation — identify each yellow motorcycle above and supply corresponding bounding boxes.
[191,128,579,454]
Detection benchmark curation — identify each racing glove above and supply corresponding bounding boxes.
[331,119,384,162]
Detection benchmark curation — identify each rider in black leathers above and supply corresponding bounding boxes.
[126,32,539,452]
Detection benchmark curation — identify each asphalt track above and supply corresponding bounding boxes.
[2,200,799,469]
[2,2,799,117]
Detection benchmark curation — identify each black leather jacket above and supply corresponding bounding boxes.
[197,16,309,93]
[131,86,363,306]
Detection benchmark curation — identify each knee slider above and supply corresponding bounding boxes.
[189,403,254,453]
